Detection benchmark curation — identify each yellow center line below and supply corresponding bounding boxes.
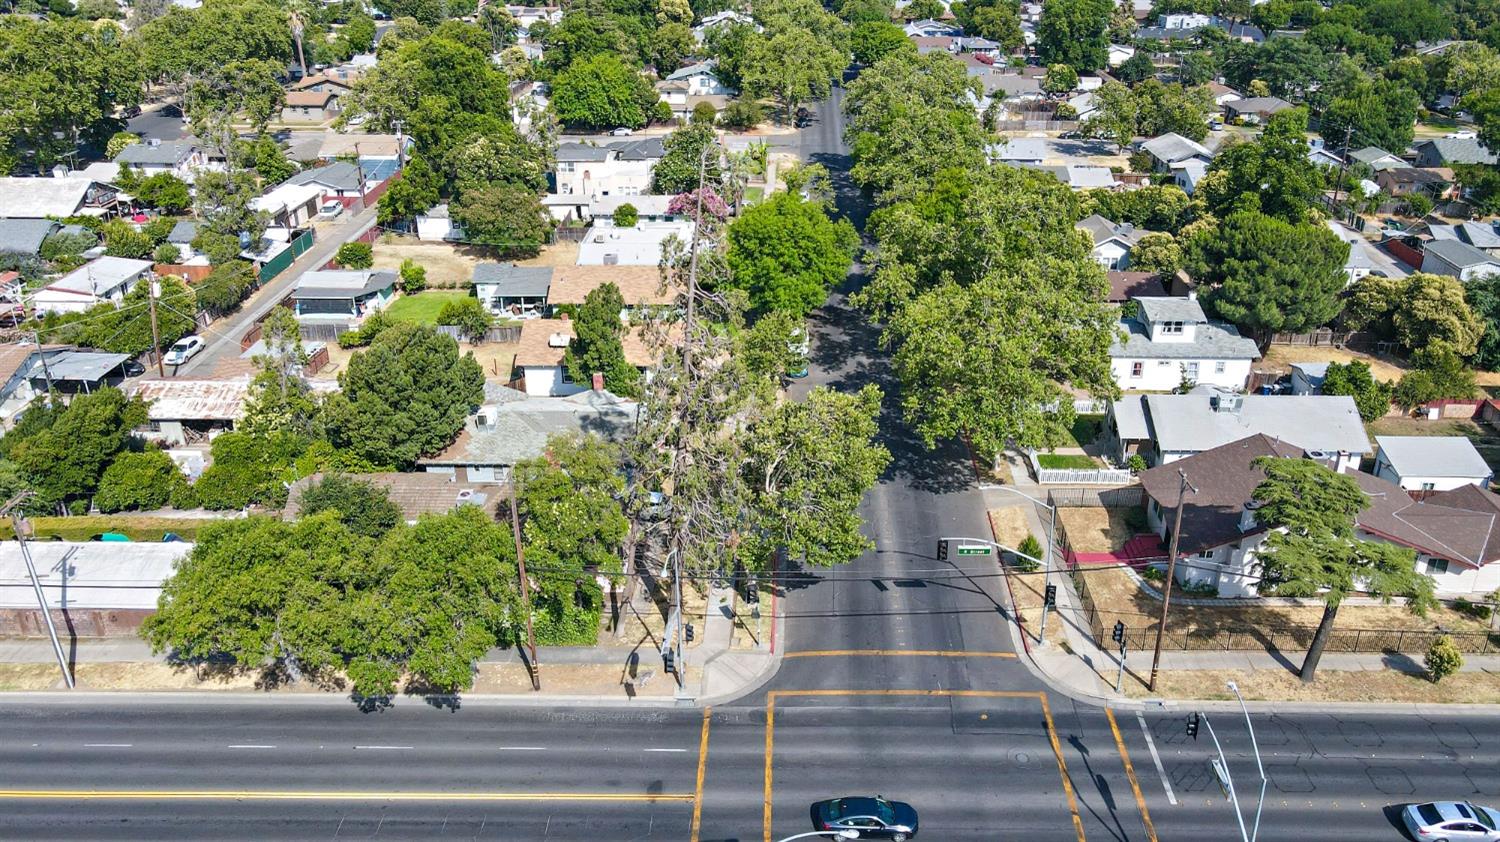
[783,649,1017,659]
[1106,708,1159,842]
[763,695,777,842]
[1039,693,1087,842]
[0,790,697,802]
[691,706,712,842]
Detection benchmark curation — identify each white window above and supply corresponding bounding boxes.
[1214,361,1226,374]
[1130,361,1143,377]
[1197,549,1215,559]
[1185,362,1199,378]
[560,162,575,172]
[1421,482,1436,491]
[1425,557,1449,575]
[1160,321,1184,335]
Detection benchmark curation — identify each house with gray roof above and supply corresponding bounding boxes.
[1415,137,1500,167]
[290,269,396,323]
[1224,96,1292,123]
[0,219,60,256]
[987,137,1047,165]
[1421,238,1500,281]
[1374,435,1494,493]
[1108,389,1371,470]
[1348,146,1405,171]
[113,138,221,183]
[285,161,369,199]
[31,256,152,315]
[1139,434,1500,597]
[1140,132,1211,172]
[1109,295,1258,392]
[1076,214,1155,269]
[0,177,121,220]
[472,263,553,315]
[1425,220,1500,256]
[552,139,665,198]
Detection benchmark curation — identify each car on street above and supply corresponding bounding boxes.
[610,127,634,136]
[120,360,146,378]
[811,796,919,840]
[1401,801,1500,841]
[317,201,343,220]
[163,335,205,366]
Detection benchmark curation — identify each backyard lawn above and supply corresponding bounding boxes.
[1069,414,1104,448]
[1037,453,1098,470]
[384,291,471,325]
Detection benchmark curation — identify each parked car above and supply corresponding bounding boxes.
[610,127,634,136]
[1401,801,1500,841]
[120,360,146,378]
[163,335,205,366]
[317,201,343,220]
[811,796,919,840]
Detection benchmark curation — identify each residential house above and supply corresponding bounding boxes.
[0,219,60,257]
[290,73,355,97]
[1206,81,1241,107]
[285,161,372,206]
[0,176,121,220]
[553,138,665,198]
[547,265,674,313]
[1224,96,1292,123]
[1066,90,1099,121]
[576,221,695,266]
[1041,165,1119,190]
[955,36,1001,56]
[1159,12,1212,28]
[1076,214,1152,269]
[0,343,74,428]
[692,9,756,42]
[1414,137,1500,168]
[313,132,412,163]
[128,377,251,446]
[290,269,396,322]
[0,271,22,324]
[114,139,220,184]
[250,181,324,228]
[0,541,190,637]
[1141,435,1500,597]
[543,193,677,225]
[165,219,199,262]
[989,137,1048,166]
[415,203,464,241]
[1377,167,1455,199]
[911,35,956,54]
[1107,44,1136,67]
[510,318,657,396]
[507,4,562,32]
[1307,141,1344,168]
[1373,435,1493,493]
[982,73,1045,108]
[472,263,552,315]
[281,90,340,123]
[1288,362,1328,395]
[904,18,960,37]
[1421,238,1500,281]
[656,60,737,120]
[1348,146,1406,172]
[1110,295,1259,392]
[1424,220,1500,256]
[417,386,637,482]
[510,80,550,133]
[1172,159,1209,194]
[1218,20,1265,42]
[1108,390,1371,470]
[1324,219,1377,284]
[31,256,152,315]
[1140,132,1211,173]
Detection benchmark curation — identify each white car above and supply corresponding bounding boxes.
[1402,801,1500,841]
[610,127,634,136]
[317,201,343,220]
[163,335,205,366]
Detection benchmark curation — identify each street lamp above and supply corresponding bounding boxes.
[1195,680,1268,842]
[1227,680,1268,842]
[776,831,860,841]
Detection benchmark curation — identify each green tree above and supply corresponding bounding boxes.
[336,242,374,269]
[451,183,553,258]
[1036,0,1112,72]
[194,259,257,317]
[102,221,155,259]
[1319,79,1421,156]
[564,282,641,396]
[153,243,182,264]
[446,130,549,195]
[725,192,857,317]
[1392,273,1484,357]
[399,259,427,293]
[192,431,309,510]
[96,449,186,513]
[1083,81,1141,151]
[1199,108,1322,222]
[652,123,724,194]
[613,202,639,227]
[964,1,1025,49]
[296,474,403,538]
[193,167,269,248]
[850,20,914,65]
[437,296,492,343]
[340,31,511,131]
[652,22,695,72]
[1250,455,1435,682]
[1134,80,1215,140]
[551,53,653,130]
[1128,232,1184,273]
[241,306,320,439]
[1042,63,1080,96]
[1116,51,1157,85]
[1081,184,1196,233]
[377,155,441,226]
[705,20,757,90]
[1343,274,1405,337]
[1465,274,1500,370]
[323,323,485,469]
[477,3,519,51]
[1190,211,1348,338]
[741,27,848,121]
[1426,635,1464,682]
[107,131,142,159]
[1319,360,1393,421]
[1394,343,1478,408]
[246,134,296,185]
[10,389,147,511]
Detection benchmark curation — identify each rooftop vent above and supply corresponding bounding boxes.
[547,332,570,348]
[1211,393,1243,414]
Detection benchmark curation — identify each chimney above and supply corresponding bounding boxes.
[1239,501,1262,532]
[591,372,605,391]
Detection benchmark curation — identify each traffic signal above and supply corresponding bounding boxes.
[1186,712,1200,740]
[1111,620,1125,645]
[937,540,948,561]
[685,623,695,643]
[663,649,677,675]
[1044,584,1057,607]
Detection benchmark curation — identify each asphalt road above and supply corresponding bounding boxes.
[4,90,1499,842]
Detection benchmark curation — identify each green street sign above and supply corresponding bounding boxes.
[956,545,992,556]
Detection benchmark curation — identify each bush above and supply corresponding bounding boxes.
[336,310,394,348]
[40,231,97,263]
[691,101,718,125]
[437,296,492,343]
[1015,534,1043,571]
[194,260,257,317]
[336,241,374,269]
[95,450,186,513]
[296,474,403,538]
[612,202,638,228]
[719,99,764,131]
[1140,564,1166,583]
[398,258,426,293]
[1126,454,1148,474]
[0,515,205,542]
[101,220,153,259]
[152,243,181,264]
[1404,192,1435,218]
[1426,635,1463,682]
[1451,598,1493,620]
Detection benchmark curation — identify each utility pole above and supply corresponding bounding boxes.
[392,120,407,170]
[508,481,540,690]
[29,331,54,393]
[147,278,165,377]
[1148,468,1197,691]
[1,493,73,689]
[1329,123,1355,215]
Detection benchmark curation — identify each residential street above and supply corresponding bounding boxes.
[3,91,1499,842]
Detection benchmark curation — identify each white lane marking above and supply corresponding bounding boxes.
[496,746,547,751]
[227,745,277,749]
[642,748,687,753]
[353,745,413,750]
[84,744,133,748]
[1137,712,1177,806]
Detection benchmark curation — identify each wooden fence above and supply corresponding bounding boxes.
[1028,451,1134,485]
[1269,328,1379,348]
[434,325,522,344]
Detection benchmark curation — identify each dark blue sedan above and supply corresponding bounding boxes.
[810,796,919,840]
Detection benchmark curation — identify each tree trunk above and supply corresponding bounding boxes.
[1299,601,1340,683]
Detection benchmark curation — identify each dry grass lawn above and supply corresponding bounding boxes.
[990,509,1061,648]
[371,237,487,287]
[1260,344,1410,383]
[989,506,1032,548]
[1123,667,1500,704]
[1057,507,1140,553]
[312,338,520,383]
[514,240,580,268]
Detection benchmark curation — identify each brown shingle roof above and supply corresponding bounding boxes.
[1106,271,1167,303]
[284,91,336,108]
[546,266,673,306]
[512,318,662,369]
[1139,434,1303,553]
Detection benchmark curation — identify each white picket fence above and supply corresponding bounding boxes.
[1027,451,1134,485]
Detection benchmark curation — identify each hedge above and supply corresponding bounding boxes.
[0,516,206,542]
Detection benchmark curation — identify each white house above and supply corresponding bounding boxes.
[1107,44,1136,67]
[1373,435,1494,492]
[472,263,552,315]
[656,60,737,119]
[1076,214,1151,269]
[31,256,152,315]
[553,138,666,198]
[1325,219,1377,284]
[1171,159,1208,194]
[1422,239,1500,281]
[1109,390,1371,470]
[415,203,465,241]
[0,176,122,220]
[1288,361,1328,395]
[576,221,695,266]
[113,138,221,184]
[1110,296,1259,392]
[250,181,324,229]
[510,318,657,396]
[290,269,396,322]
[506,4,562,33]
[693,9,757,42]
[1140,132,1212,173]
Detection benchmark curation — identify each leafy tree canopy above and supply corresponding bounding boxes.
[564,282,642,396]
[1036,0,1112,72]
[296,474,404,538]
[1190,210,1348,337]
[9,389,147,512]
[725,192,857,317]
[550,53,655,130]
